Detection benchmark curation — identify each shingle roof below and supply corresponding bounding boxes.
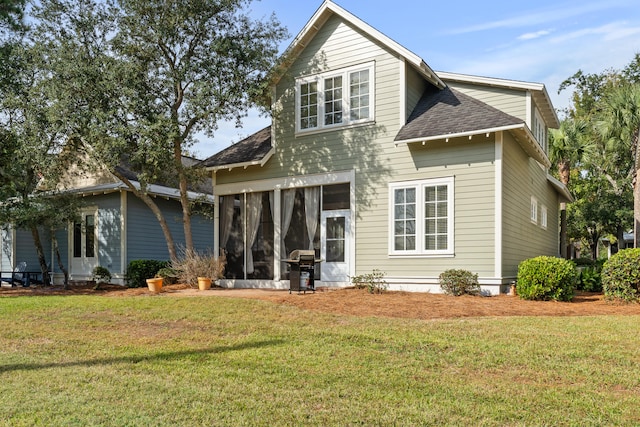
[201,126,272,168]
[394,86,523,142]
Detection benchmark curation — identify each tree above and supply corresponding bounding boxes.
[0,40,81,286]
[111,0,286,254]
[31,0,287,260]
[558,55,640,254]
[0,0,24,31]
[549,118,590,258]
[596,83,640,248]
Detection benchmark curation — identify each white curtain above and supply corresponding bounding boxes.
[304,187,320,251]
[245,193,263,275]
[281,189,296,259]
[219,196,235,254]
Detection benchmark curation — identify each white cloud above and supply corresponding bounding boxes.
[448,1,628,34]
[518,29,552,40]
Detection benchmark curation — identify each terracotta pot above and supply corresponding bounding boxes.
[146,277,163,293]
[509,284,517,297]
[197,277,212,290]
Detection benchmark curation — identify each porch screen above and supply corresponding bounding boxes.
[221,192,274,280]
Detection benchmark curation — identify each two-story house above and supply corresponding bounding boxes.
[202,0,571,295]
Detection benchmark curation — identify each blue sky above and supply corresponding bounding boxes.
[193,0,640,158]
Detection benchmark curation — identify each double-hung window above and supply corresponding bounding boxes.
[296,62,374,133]
[389,177,454,256]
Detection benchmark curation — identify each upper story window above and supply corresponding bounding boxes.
[534,108,547,152]
[296,62,374,133]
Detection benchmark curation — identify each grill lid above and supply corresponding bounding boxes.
[289,249,315,261]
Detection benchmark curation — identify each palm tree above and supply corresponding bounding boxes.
[597,83,640,248]
[549,118,590,258]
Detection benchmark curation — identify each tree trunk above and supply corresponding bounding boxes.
[52,235,69,289]
[558,159,570,259]
[112,171,178,263]
[560,203,567,258]
[634,170,640,248]
[29,226,50,286]
[634,128,640,248]
[174,138,194,254]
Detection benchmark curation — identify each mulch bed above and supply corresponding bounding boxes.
[2,283,640,320]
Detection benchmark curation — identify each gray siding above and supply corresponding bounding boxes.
[406,66,428,121]
[126,193,214,264]
[445,82,527,122]
[94,193,123,274]
[502,132,559,277]
[361,137,497,279]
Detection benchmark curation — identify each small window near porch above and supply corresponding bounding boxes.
[322,183,350,210]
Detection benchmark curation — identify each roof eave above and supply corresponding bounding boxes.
[395,123,552,168]
[394,124,526,146]
[206,147,274,173]
[547,174,574,203]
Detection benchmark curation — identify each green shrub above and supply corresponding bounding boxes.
[601,249,640,302]
[125,260,168,288]
[439,269,480,296]
[577,265,602,292]
[91,266,112,284]
[516,256,576,301]
[351,269,388,294]
[157,267,180,285]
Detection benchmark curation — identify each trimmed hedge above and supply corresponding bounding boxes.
[126,259,169,288]
[601,248,640,302]
[516,256,576,301]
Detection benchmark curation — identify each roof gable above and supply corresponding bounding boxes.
[438,72,559,129]
[273,0,444,89]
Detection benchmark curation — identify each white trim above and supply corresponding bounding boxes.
[388,176,455,257]
[530,196,538,224]
[120,191,127,277]
[526,91,532,129]
[280,1,445,89]
[547,174,573,202]
[541,205,548,229]
[394,124,526,146]
[295,62,376,135]
[214,170,355,196]
[206,148,274,173]
[399,57,406,128]
[494,133,503,279]
[438,71,545,91]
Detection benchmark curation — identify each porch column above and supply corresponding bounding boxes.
[273,187,282,282]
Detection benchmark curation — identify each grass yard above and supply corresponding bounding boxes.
[0,294,639,426]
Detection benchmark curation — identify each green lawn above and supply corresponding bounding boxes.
[0,294,639,426]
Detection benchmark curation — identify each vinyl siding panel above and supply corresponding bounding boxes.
[94,193,123,274]
[406,66,428,120]
[445,82,527,122]
[357,138,497,279]
[502,132,559,277]
[126,193,214,264]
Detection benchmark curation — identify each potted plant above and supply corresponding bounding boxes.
[91,266,112,290]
